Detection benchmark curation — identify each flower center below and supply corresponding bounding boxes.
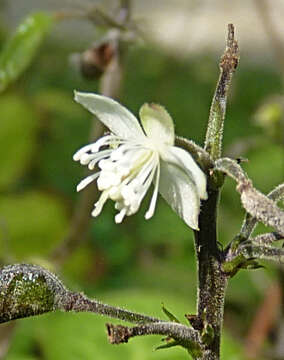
[74,133,161,223]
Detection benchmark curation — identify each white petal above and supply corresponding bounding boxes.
[74,91,145,139]
[162,146,207,200]
[158,160,201,230]
[139,103,175,145]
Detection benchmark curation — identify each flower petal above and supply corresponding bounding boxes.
[74,91,145,139]
[139,103,175,145]
[158,160,201,230]
[162,146,207,200]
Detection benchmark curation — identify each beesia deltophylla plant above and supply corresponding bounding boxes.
[73,91,207,229]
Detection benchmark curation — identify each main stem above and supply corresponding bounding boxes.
[194,187,228,360]
[192,24,239,359]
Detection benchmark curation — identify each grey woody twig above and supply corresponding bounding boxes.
[251,232,283,245]
[240,183,284,239]
[238,244,284,263]
[106,322,200,344]
[240,185,284,237]
[215,159,284,238]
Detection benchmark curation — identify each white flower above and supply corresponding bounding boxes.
[73,91,207,229]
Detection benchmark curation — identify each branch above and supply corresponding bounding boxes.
[240,184,284,237]
[223,242,284,274]
[215,159,284,238]
[0,264,162,325]
[251,232,283,245]
[204,24,239,160]
[238,243,284,263]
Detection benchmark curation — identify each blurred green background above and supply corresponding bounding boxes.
[0,1,283,359]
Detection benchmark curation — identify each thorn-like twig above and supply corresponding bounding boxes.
[106,322,202,348]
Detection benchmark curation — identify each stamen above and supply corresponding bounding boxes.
[115,208,127,223]
[145,161,160,219]
[92,191,109,217]
[88,149,112,170]
[76,172,100,192]
[73,144,94,161]
[92,134,122,152]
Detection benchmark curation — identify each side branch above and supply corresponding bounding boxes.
[204,24,239,160]
[240,183,284,239]
[215,159,284,237]
[62,292,162,324]
[0,264,162,325]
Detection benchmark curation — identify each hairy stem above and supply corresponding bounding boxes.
[194,190,228,360]
[193,24,239,360]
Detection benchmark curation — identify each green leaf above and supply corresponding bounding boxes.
[155,340,181,351]
[161,303,180,323]
[0,12,53,92]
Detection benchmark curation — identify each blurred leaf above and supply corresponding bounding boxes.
[253,95,284,143]
[62,245,97,286]
[221,332,245,360]
[34,89,91,196]
[5,357,37,360]
[0,191,68,260]
[0,12,53,92]
[140,197,191,246]
[0,95,38,190]
[243,144,283,193]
